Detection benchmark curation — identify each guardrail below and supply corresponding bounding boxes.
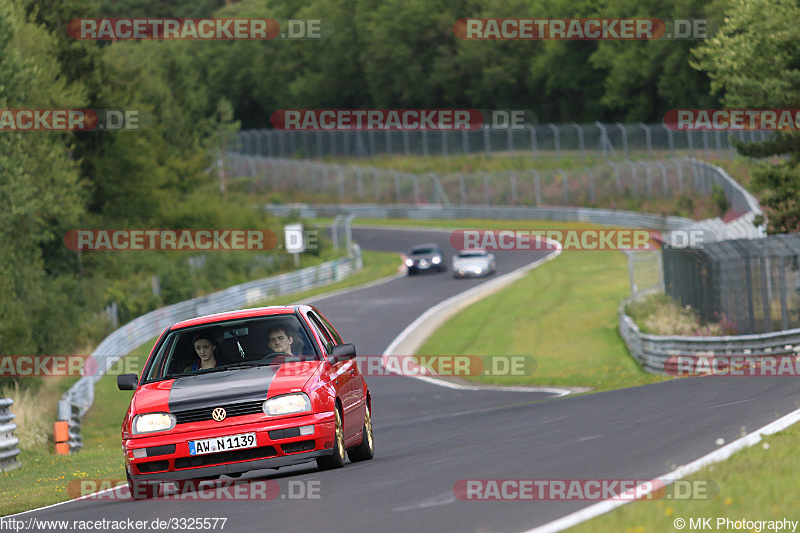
[57,248,363,453]
[0,398,21,472]
[619,298,800,375]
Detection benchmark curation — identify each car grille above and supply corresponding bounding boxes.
[173,400,265,424]
[174,446,278,469]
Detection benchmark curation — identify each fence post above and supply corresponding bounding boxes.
[558,168,569,204]
[354,166,364,199]
[482,172,491,204]
[531,170,542,206]
[671,158,684,192]
[458,173,466,205]
[616,122,629,160]
[656,161,669,195]
[548,123,561,161]
[572,122,585,160]
[527,124,537,158]
[642,161,654,197]
[639,123,653,159]
[386,130,393,156]
[430,173,451,206]
[662,125,674,158]
[392,171,401,202]
[594,121,610,161]
[409,174,421,204]
[584,167,595,204]
[483,127,491,155]
[441,131,448,156]
[625,160,639,195]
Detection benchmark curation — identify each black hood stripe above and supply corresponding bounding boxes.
[169,366,279,412]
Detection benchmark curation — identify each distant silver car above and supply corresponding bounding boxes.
[451,249,496,278]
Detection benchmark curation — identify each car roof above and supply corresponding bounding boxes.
[169,305,309,330]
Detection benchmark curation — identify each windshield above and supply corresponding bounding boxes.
[410,248,437,256]
[457,251,487,258]
[141,314,319,382]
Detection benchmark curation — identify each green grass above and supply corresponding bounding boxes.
[0,250,400,516]
[568,422,800,532]
[417,245,666,391]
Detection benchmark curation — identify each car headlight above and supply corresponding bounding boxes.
[263,393,311,416]
[405,258,414,267]
[132,413,176,435]
[432,256,442,264]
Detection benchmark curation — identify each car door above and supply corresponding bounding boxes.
[306,310,362,441]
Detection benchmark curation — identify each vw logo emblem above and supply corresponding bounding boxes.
[212,407,226,422]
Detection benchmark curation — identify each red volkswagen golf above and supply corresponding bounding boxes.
[117,305,373,499]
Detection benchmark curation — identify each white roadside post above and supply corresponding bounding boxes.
[284,223,306,268]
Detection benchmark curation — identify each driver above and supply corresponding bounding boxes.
[266,325,294,355]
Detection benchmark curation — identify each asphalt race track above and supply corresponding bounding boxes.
[14,227,800,533]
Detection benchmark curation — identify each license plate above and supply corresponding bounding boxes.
[188,432,257,456]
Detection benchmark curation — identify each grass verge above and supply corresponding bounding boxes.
[0,250,400,516]
[417,246,667,391]
[567,421,800,532]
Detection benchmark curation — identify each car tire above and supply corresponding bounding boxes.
[127,471,157,500]
[317,406,346,470]
[347,404,374,462]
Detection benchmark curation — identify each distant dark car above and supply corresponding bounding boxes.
[405,243,446,275]
[452,249,496,278]
[117,305,373,499]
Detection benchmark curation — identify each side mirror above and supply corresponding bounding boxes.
[327,343,357,364]
[117,373,139,391]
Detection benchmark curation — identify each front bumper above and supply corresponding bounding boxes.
[124,411,335,481]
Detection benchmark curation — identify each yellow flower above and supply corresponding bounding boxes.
[665,507,674,516]
[724,497,733,505]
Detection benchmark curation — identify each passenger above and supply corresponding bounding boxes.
[185,334,220,371]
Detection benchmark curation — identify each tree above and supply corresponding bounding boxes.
[693,0,800,233]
